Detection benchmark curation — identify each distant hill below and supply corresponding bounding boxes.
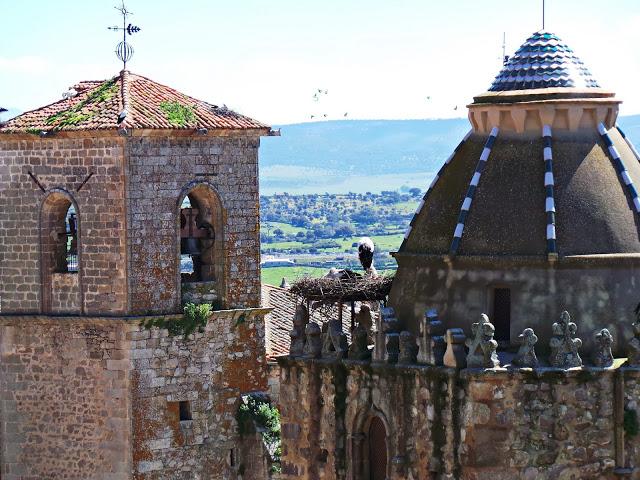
[260,115,640,195]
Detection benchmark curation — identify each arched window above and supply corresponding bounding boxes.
[178,183,224,306]
[41,191,81,313]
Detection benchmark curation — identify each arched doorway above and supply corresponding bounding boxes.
[40,190,81,314]
[368,416,388,480]
[177,183,225,308]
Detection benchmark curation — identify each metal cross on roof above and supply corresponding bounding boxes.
[108,1,141,70]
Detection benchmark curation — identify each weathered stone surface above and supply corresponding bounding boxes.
[397,330,417,365]
[289,304,309,357]
[348,323,371,360]
[321,318,348,359]
[465,314,500,368]
[627,321,640,367]
[444,328,466,368]
[277,358,632,480]
[512,328,539,368]
[549,311,582,369]
[417,309,446,366]
[302,322,321,359]
[592,328,614,368]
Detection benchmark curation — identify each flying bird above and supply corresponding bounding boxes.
[0,107,7,113]
[344,112,348,117]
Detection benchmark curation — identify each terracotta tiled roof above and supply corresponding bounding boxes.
[262,284,352,360]
[0,70,269,134]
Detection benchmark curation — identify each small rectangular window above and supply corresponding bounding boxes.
[492,287,511,342]
[179,401,192,421]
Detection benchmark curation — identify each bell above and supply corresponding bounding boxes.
[181,237,200,255]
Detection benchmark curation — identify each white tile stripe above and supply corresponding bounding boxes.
[608,146,621,159]
[400,130,473,249]
[618,126,640,162]
[599,122,640,214]
[545,197,555,212]
[450,128,499,251]
[547,224,556,240]
[542,124,557,251]
[544,172,554,186]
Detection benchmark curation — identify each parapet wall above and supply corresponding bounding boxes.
[277,358,640,480]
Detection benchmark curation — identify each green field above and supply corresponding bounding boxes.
[261,266,328,286]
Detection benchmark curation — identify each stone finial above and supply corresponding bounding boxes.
[512,328,538,368]
[593,328,614,368]
[302,322,322,359]
[289,304,309,357]
[384,333,400,364]
[321,319,348,360]
[443,328,467,368]
[348,323,371,361]
[465,314,500,368]
[398,331,417,365]
[373,307,400,363]
[549,311,582,369]
[628,322,640,367]
[355,304,374,345]
[417,309,446,366]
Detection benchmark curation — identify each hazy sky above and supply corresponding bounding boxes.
[2,0,640,124]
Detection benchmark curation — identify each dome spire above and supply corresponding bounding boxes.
[489,31,600,92]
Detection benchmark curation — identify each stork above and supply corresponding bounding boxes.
[357,237,377,277]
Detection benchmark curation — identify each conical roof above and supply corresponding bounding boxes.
[489,31,600,91]
[0,70,268,134]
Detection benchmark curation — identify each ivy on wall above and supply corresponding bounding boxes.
[237,394,281,473]
[141,302,212,338]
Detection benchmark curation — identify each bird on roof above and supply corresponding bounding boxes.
[358,237,378,277]
[62,88,78,100]
[117,109,128,125]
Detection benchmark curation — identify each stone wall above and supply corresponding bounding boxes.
[277,358,640,480]
[129,308,269,479]
[0,309,269,480]
[0,135,128,315]
[0,317,131,480]
[390,254,640,356]
[125,134,262,315]
[50,273,81,314]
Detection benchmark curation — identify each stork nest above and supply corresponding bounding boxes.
[290,274,394,303]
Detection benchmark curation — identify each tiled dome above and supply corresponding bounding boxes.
[489,31,600,91]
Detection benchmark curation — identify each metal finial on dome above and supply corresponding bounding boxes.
[108,1,141,70]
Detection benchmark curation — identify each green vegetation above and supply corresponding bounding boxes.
[262,266,328,285]
[237,394,281,473]
[159,100,196,127]
[141,302,212,338]
[260,190,417,282]
[46,79,118,129]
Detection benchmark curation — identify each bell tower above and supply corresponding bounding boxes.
[0,71,276,478]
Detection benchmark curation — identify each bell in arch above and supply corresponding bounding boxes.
[181,237,201,255]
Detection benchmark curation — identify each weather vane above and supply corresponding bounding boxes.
[108,1,141,70]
